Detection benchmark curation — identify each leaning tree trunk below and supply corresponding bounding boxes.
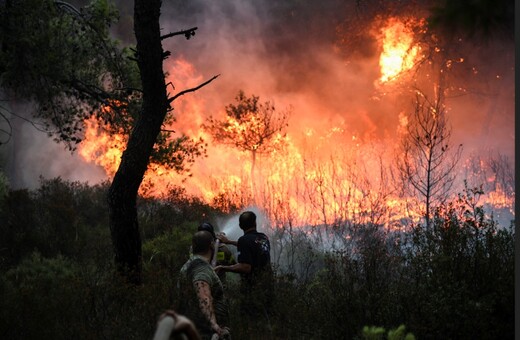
[107,0,168,284]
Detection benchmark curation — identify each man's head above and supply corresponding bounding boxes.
[192,230,214,255]
[239,211,257,231]
[198,222,216,239]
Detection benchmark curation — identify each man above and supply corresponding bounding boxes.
[177,231,230,340]
[197,222,236,286]
[215,211,273,319]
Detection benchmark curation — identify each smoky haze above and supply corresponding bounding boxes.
[160,0,514,153]
[1,0,514,196]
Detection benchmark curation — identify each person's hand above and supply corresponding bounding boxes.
[212,325,230,339]
[216,233,230,244]
[214,265,224,274]
[219,326,230,339]
[173,314,195,333]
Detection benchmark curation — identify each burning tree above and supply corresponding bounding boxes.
[0,0,218,283]
[397,89,462,229]
[203,90,289,201]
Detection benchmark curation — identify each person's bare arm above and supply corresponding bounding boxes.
[215,262,251,275]
[193,280,227,336]
[217,234,237,246]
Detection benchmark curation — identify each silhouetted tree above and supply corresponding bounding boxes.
[107,0,217,283]
[397,89,462,229]
[0,0,217,282]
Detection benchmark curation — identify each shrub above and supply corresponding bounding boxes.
[362,324,415,340]
[0,179,513,339]
[0,253,84,339]
[142,222,196,308]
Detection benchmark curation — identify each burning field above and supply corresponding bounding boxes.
[0,2,515,338]
[9,1,516,228]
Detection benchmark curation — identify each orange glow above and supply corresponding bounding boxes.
[378,17,422,83]
[79,116,125,178]
[77,19,514,229]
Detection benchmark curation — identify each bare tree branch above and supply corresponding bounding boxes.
[168,75,219,103]
[0,107,12,145]
[161,27,198,40]
[54,1,81,15]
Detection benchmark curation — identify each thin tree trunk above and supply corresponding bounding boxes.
[251,149,256,203]
[107,0,167,284]
[425,152,432,231]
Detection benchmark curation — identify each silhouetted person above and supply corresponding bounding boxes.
[216,211,274,324]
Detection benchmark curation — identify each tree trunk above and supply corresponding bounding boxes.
[107,0,167,284]
[251,149,256,203]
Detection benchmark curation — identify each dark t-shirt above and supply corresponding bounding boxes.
[237,230,274,316]
[237,231,272,287]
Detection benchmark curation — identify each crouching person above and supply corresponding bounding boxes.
[178,231,231,339]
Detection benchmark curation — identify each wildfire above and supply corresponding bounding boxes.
[378,17,422,83]
[79,116,125,178]
[77,17,513,229]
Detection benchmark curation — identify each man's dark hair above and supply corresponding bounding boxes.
[192,230,214,254]
[198,222,216,239]
[239,211,257,230]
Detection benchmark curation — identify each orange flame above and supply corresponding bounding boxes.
[79,116,125,178]
[378,17,422,83]
[77,21,513,228]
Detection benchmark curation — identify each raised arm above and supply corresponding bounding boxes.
[217,234,237,246]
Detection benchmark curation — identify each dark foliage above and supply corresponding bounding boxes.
[0,179,514,339]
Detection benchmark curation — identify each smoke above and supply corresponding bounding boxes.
[160,0,513,154]
[161,0,390,138]
[212,206,268,262]
[213,206,324,277]
[2,0,514,202]
[157,1,513,210]
[1,102,106,189]
[215,206,267,239]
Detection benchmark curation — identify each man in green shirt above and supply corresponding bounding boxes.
[178,231,230,339]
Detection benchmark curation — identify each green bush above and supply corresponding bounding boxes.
[0,253,84,339]
[0,178,112,270]
[142,222,195,307]
[401,185,515,339]
[0,179,513,339]
[362,324,415,340]
[0,189,39,270]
